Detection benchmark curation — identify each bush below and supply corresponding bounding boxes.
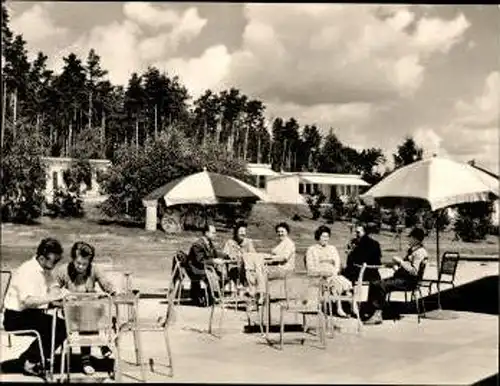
[1,122,48,224]
[46,190,84,218]
[99,127,250,221]
[322,205,336,224]
[305,191,326,220]
[453,201,493,242]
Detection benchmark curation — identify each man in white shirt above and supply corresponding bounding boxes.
[364,227,428,325]
[3,238,69,377]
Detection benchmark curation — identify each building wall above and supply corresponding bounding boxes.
[42,157,111,203]
[266,176,307,204]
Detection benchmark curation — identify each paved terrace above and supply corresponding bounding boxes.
[1,261,498,384]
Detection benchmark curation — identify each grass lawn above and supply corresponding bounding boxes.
[1,206,498,286]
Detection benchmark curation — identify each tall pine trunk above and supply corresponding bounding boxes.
[101,110,106,155]
[154,104,158,139]
[12,89,18,138]
[1,85,6,148]
[135,117,139,150]
[257,132,261,163]
[88,91,92,130]
[243,125,249,161]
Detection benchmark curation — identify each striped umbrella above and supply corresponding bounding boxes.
[143,168,271,206]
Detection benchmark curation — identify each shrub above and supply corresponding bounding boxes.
[305,191,325,220]
[322,205,336,224]
[453,201,493,242]
[46,189,84,218]
[99,127,250,222]
[1,122,48,224]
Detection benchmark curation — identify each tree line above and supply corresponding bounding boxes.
[1,4,420,185]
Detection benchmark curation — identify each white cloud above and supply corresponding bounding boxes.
[161,45,232,99]
[412,126,449,158]
[42,4,207,86]
[122,2,179,28]
[222,4,471,106]
[425,72,499,173]
[10,3,69,59]
[137,7,207,61]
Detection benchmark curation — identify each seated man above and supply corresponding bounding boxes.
[364,227,428,325]
[342,224,382,283]
[185,223,223,306]
[3,238,69,377]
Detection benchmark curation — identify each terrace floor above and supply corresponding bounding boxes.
[1,260,498,384]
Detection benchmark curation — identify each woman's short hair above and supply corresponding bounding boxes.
[70,241,96,263]
[233,220,248,239]
[275,222,290,234]
[314,225,331,241]
[37,238,63,258]
[409,227,425,242]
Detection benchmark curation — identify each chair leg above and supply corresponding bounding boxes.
[218,302,226,336]
[208,304,216,334]
[59,343,66,381]
[418,288,426,320]
[414,290,421,323]
[112,340,122,382]
[279,305,285,350]
[319,313,327,348]
[163,328,173,377]
[7,333,12,348]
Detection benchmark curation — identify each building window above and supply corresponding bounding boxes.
[53,171,59,191]
[305,184,312,195]
[313,184,319,193]
[299,183,304,194]
[258,176,266,189]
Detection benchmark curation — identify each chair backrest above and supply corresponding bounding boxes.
[204,265,222,302]
[172,250,189,281]
[63,293,114,336]
[1,270,12,313]
[439,252,460,281]
[416,258,428,282]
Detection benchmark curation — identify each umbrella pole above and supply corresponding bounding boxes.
[424,209,459,320]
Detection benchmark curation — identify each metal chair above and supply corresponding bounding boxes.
[204,265,253,337]
[276,275,327,350]
[321,263,374,336]
[387,258,428,323]
[118,285,175,380]
[1,270,47,379]
[171,251,209,307]
[419,251,460,296]
[59,292,119,383]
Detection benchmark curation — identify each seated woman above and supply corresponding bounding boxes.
[305,225,352,317]
[239,222,296,305]
[222,221,256,291]
[52,241,116,375]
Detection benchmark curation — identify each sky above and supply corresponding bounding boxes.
[6,2,500,174]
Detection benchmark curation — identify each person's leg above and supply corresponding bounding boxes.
[365,278,408,324]
[80,346,95,375]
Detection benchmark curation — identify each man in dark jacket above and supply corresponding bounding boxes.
[185,223,222,306]
[342,224,382,283]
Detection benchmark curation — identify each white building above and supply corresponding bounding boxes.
[41,157,111,203]
[246,163,370,204]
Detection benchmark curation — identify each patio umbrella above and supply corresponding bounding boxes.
[361,156,499,319]
[143,167,271,206]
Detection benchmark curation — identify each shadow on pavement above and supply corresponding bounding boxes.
[387,275,499,317]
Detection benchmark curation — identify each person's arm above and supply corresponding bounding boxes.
[372,241,382,266]
[247,239,256,253]
[330,246,341,275]
[222,240,232,258]
[272,239,294,263]
[94,265,117,295]
[305,246,320,276]
[399,248,427,276]
[16,272,66,309]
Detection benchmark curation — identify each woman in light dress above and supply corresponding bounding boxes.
[306,225,352,317]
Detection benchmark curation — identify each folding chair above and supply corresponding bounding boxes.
[118,284,175,380]
[1,270,47,379]
[171,251,209,307]
[387,258,428,323]
[276,275,327,350]
[59,292,119,383]
[419,251,460,296]
[204,265,253,337]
